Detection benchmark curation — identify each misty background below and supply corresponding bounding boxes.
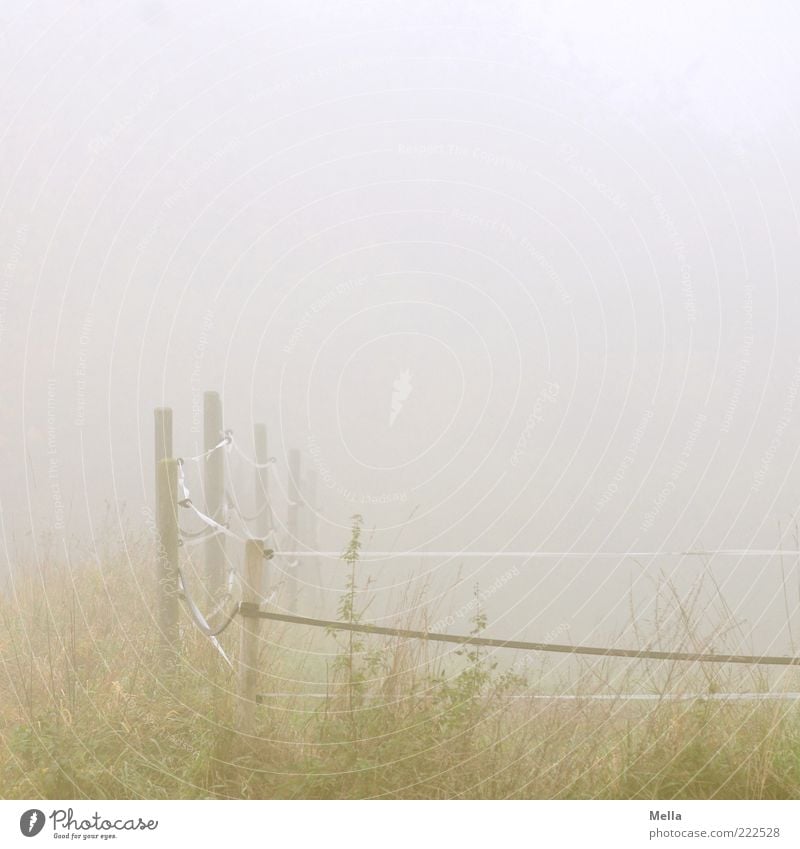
[2,1,800,655]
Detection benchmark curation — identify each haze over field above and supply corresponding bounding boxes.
[2,1,800,653]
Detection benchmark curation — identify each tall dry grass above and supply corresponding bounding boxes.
[2,519,800,799]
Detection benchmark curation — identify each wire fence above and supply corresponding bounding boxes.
[175,426,800,560]
[153,399,800,733]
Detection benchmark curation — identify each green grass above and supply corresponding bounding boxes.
[2,521,800,799]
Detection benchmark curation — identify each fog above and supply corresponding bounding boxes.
[2,1,800,653]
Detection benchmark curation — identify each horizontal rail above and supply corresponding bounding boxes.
[273,549,800,558]
[239,606,800,667]
[255,691,800,703]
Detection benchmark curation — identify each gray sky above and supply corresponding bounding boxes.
[2,1,800,652]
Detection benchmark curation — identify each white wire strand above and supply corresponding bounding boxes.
[176,431,232,464]
[228,431,277,468]
[254,691,800,702]
[176,459,248,543]
[178,526,223,547]
[176,569,234,668]
[272,549,800,559]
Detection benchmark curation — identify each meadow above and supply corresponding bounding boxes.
[2,519,800,800]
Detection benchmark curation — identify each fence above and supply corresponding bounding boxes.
[153,393,313,670]
[153,394,800,733]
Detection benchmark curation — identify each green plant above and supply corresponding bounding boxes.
[328,514,382,713]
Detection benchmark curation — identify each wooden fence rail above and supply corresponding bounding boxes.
[238,606,800,668]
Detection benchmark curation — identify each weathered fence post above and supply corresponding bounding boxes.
[253,422,270,538]
[238,538,263,735]
[156,456,180,670]
[287,448,301,611]
[154,407,172,465]
[204,390,225,595]
[304,469,321,615]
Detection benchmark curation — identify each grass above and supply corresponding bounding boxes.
[2,518,800,799]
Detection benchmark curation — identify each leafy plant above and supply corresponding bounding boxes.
[328,514,382,713]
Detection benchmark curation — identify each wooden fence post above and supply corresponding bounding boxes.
[238,538,263,735]
[254,423,270,602]
[204,391,225,595]
[253,422,270,539]
[156,457,179,670]
[287,448,301,611]
[154,407,172,465]
[304,469,321,615]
